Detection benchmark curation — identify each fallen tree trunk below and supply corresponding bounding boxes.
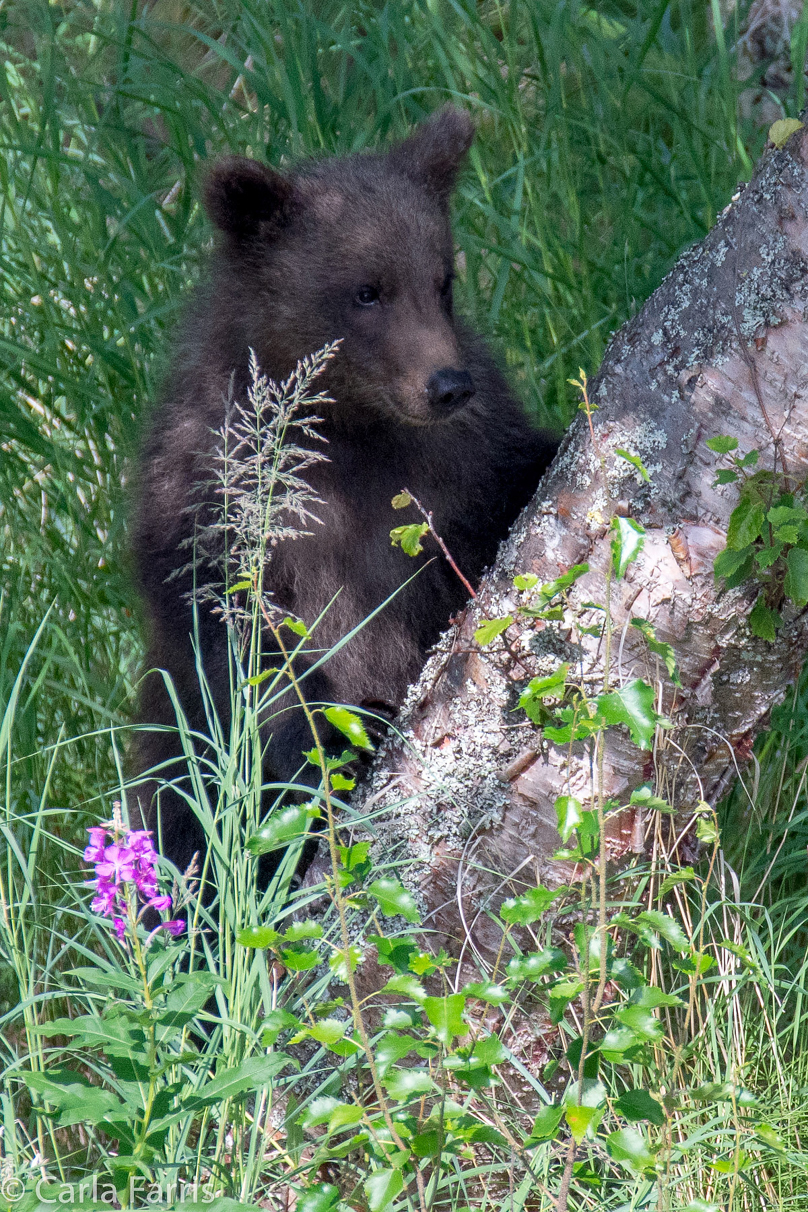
[358,126,808,966]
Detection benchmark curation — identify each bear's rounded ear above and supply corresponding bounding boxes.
[389,106,475,203]
[203,156,293,239]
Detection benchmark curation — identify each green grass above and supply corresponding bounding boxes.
[3,0,808,1207]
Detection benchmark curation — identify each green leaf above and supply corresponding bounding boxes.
[364,1168,404,1212]
[606,1126,656,1171]
[596,679,658,749]
[519,664,569,724]
[658,867,697,897]
[635,910,690,952]
[705,435,738,454]
[555,795,582,842]
[328,944,363,980]
[629,618,681,686]
[423,994,466,1044]
[237,926,281,949]
[22,1070,127,1128]
[383,1067,435,1099]
[261,1009,299,1046]
[391,491,412,509]
[367,878,420,923]
[614,448,650,481]
[247,805,311,854]
[500,884,562,925]
[527,1104,564,1143]
[506,948,567,982]
[226,579,253,594]
[726,496,765,550]
[611,516,645,578]
[330,772,355,791]
[565,1104,599,1143]
[302,1096,343,1128]
[380,974,426,1001]
[324,706,373,751]
[714,545,754,583]
[462,980,510,1006]
[749,598,781,641]
[785,546,808,607]
[614,1089,665,1124]
[696,815,719,844]
[282,947,321,972]
[182,1055,295,1110]
[713,468,739,485]
[282,616,310,638]
[390,522,429,556]
[614,1006,664,1041]
[514,573,539,592]
[297,1183,341,1212]
[284,920,324,942]
[683,1202,721,1212]
[629,784,673,812]
[474,615,514,646]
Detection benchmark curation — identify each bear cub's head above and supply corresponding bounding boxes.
[203,107,478,428]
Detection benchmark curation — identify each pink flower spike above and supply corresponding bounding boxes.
[148,895,172,913]
[161,920,186,937]
[113,918,127,941]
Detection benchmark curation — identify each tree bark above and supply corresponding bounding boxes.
[357,127,808,967]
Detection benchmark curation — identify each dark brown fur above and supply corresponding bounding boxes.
[131,108,557,875]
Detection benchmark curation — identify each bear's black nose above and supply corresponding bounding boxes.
[427,367,475,413]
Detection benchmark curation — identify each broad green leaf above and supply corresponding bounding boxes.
[237,926,281,949]
[615,448,650,481]
[500,884,562,925]
[726,495,765,550]
[785,546,808,607]
[714,545,753,583]
[565,1104,599,1143]
[519,664,569,724]
[635,910,690,952]
[756,1123,786,1151]
[614,1088,665,1125]
[749,598,780,641]
[527,1104,564,1142]
[696,815,719,844]
[226,579,253,594]
[555,794,582,842]
[423,994,466,1044]
[629,618,681,686]
[514,573,539,591]
[713,468,738,485]
[596,679,658,748]
[182,1055,296,1110]
[365,1168,404,1212]
[471,1034,508,1065]
[324,706,372,751]
[261,1009,299,1046]
[380,974,426,1001]
[281,947,321,972]
[22,1070,126,1128]
[284,920,324,942]
[474,615,513,645]
[367,878,420,923]
[705,435,738,454]
[383,1067,435,1099]
[282,616,310,638]
[614,1006,664,1041]
[390,522,429,556]
[606,1126,656,1171]
[611,516,645,578]
[658,867,697,897]
[247,805,310,854]
[302,1096,343,1128]
[330,772,355,791]
[297,1183,341,1212]
[375,1032,420,1071]
[462,980,510,1006]
[391,491,412,509]
[506,948,567,982]
[629,784,673,812]
[328,944,363,980]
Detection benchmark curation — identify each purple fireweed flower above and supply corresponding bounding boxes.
[85,823,180,943]
[83,827,107,864]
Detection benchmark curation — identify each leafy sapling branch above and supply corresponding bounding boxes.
[709,434,808,640]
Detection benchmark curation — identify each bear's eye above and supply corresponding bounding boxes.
[354,285,380,307]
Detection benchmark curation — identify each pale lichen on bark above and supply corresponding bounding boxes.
[357,128,808,961]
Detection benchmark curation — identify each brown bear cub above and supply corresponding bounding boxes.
[131,107,557,878]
